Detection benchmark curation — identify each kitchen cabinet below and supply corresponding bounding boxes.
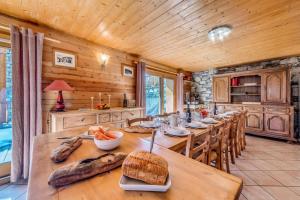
[246,112,263,132]
[262,70,287,103]
[264,113,289,136]
[213,76,230,103]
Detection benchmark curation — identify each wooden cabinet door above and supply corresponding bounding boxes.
[264,114,289,136]
[246,112,263,132]
[213,76,229,103]
[262,71,286,103]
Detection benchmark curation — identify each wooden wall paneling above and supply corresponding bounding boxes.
[0,15,142,133]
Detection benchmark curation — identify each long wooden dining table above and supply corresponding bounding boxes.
[27,126,242,200]
[142,121,224,152]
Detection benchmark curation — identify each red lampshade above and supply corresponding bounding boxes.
[44,80,74,91]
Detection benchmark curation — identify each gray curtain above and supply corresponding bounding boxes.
[10,25,44,182]
[136,62,146,108]
[176,73,184,113]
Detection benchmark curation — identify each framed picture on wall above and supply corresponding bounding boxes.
[53,49,77,68]
[122,63,134,77]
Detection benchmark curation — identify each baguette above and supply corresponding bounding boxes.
[50,136,82,163]
[48,152,127,187]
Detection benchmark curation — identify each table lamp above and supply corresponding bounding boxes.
[44,80,74,112]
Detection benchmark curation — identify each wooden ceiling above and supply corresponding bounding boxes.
[0,0,299,71]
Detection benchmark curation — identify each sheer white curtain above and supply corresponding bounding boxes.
[176,73,184,113]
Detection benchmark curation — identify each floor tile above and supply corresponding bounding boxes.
[262,186,300,200]
[288,187,300,196]
[243,171,281,186]
[235,160,260,171]
[231,170,257,186]
[239,194,247,200]
[242,186,275,200]
[265,171,300,186]
[247,160,281,170]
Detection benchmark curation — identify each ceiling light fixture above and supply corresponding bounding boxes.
[208,25,232,42]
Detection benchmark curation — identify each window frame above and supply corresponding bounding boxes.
[145,68,177,115]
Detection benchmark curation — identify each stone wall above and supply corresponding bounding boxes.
[192,56,300,105]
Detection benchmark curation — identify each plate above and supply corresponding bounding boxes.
[165,127,190,136]
[140,122,160,128]
[119,175,171,192]
[200,118,219,124]
[186,121,208,129]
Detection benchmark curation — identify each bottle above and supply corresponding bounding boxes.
[213,102,218,115]
[123,93,128,108]
[186,102,192,123]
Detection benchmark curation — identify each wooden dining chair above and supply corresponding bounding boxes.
[126,116,153,127]
[208,121,225,170]
[235,112,244,157]
[185,128,212,164]
[239,110,247,151]
[221,118,233,173]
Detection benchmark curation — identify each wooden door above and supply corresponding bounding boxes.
[213,76,229,103]
[262,71,286,103]
[264,113,289,136]
[246,112,263,132]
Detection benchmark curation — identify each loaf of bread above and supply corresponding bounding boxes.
[122,151,168,185]
[51,136,82,163]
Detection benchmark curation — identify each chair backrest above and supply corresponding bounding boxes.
[154,111,179,118]
[185,127,212,164]
[222,117,233,147]
[230,113,240,139]
[240,110,247,133]
[209,121,225,150]
[127,116,153,127]
[235,112,245,137]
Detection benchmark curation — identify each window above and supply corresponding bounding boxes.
[145,72,175,116]
[0,47,12,178]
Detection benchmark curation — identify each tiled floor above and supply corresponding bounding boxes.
[1,135,300,200]
[233,135,300,200]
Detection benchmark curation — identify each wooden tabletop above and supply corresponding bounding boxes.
[27,127,242,200]
[142,122,224,152]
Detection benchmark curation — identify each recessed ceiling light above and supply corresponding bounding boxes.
[208,25,232,42]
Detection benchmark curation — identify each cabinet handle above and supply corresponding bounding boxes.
[81,118,85,122]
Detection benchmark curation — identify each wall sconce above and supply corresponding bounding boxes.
[100,53,109,68]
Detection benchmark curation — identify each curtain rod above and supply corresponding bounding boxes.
[146,65,178,75]
[0,24,61,43]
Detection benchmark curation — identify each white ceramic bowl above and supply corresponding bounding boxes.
[94,131,123,150]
